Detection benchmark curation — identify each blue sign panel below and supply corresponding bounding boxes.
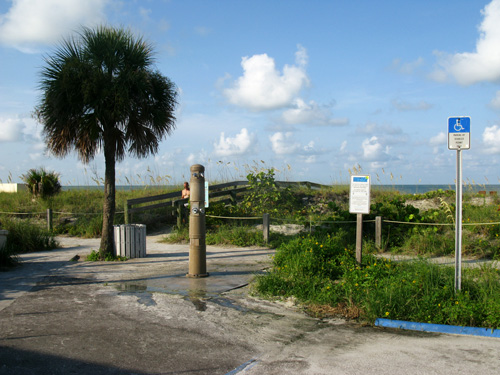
[448,116,471,150]
[353,176,369,183]
[448,117,470,133]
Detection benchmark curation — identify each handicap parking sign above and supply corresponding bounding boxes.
[448,117,470,150]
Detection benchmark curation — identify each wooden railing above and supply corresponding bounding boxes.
[124,180,250,227]
[124,180,328,227]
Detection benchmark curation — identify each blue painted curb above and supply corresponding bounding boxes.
[225,359,258,375]
[375,318,500,338]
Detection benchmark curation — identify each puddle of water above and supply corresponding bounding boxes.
[113,281,252,313]
[110,269,267,313]
[189,298,207,311]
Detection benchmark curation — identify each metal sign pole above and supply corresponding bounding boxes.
[448,116,469,292]
[455,149,462,292]
[356,213,363,264]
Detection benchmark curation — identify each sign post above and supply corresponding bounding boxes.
[448,116,470,292]
[349,175,371,264]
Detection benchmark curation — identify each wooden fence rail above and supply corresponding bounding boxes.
[124,180,250,226]
[124,180,327,227]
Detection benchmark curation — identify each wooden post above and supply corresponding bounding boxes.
[375,216,382,250]
[356,213,363,264]
[124,203,130,224]
[263,213,270,244]
[176,201,182,229]
[47,208,53,232]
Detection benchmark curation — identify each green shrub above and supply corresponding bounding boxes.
[240,169,300,217]
[0,241,19,268]
[0,218,58,254]
[86,249,127,261]
[254,232,500,328]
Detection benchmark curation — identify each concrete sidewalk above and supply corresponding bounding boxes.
[1,234,499,374]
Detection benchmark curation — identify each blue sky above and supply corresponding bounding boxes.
[1,0,500,186]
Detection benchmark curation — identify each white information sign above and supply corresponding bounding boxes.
[349,175,371,214]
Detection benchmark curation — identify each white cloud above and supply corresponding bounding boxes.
[186,153,196,166]
[0,116,40,142]
[302,155,316,164]
[340,140,347,152]
[429,132,447,154]
[281,99,348,126]
[392,57,424,74]
[356,122,402,136]
[392,99,433,111]
[489,90,500,109]
[223,45,309,111]
[269,132,301,155]
[194,26,211,36]
[432,0,500,85]
[482,125,500,153]
[213,128,255,156]
[430,132,447,146]
[0,0,108,51]
[186,150,209,166]
[362,136,389,161]
[139,7,152,22]
[303,141,315,152]
[0,117,24,141]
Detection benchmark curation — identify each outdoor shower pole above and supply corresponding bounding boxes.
[187,164,209,278]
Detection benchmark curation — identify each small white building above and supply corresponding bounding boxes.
[0,183,28,193]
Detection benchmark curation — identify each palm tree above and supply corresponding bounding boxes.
[35,26,178,258]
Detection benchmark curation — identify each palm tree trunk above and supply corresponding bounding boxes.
[99,140,116,259]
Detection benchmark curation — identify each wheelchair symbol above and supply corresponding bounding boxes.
[454,119,464,132]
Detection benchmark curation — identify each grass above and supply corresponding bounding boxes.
[0,217,59,267]
[253,230,500,328]
[0,185,181,238]
[86,250,127,262]
[162,223,292,248]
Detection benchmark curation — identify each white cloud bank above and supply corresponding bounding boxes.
[432,0,500,85]
[429,132,447,154]
[269,132,319,163]
[213,128,256,157]
[482,125,500,153]
[0,116,42,142]
[0,117,24,142]
[489,90,500,109]
[281,99,348,126]
[223,45,309,111]
[269,132,301,155]
[362,136,390,161]
[0,0,108,51]
[392,99,433,112]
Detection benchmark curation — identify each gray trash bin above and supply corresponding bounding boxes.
[113,224,146,258]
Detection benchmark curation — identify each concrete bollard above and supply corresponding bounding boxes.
[187,164,208,278]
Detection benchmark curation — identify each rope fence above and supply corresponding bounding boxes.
[206,214,261,220]
[1,207,499,246]
[0,208,127,231]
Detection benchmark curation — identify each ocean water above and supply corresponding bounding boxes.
[373,184,500,195]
